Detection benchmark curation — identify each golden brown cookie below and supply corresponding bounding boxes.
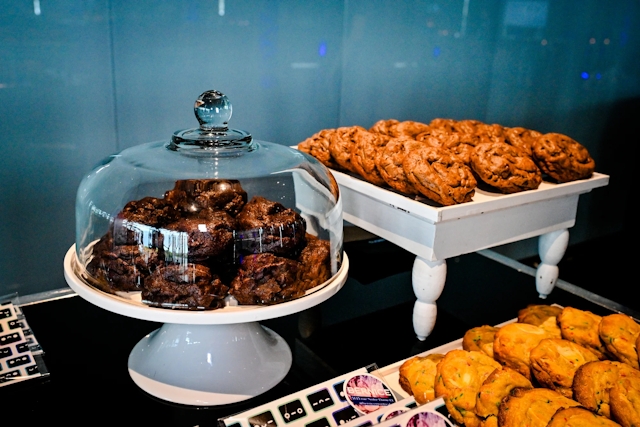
[418,129,476,165]
[453,119,483,135]
[350,131,389,185]
[398,353,445,404]
[375,136,423,194]
[504,127,541,157]
[610,375,640,427]
[558,307,609,360]
[328,126,368,173]
[518,304,563,339]
[298,129,339,169]
[470,142,542,193]
[547,407,622,427]
[529,338,599,398]
[435,349,501,427]
[493,322,555,380]
[518,304,563,326]
[532,133,596,182]
[599,314,640,370]
[402,146,477,206]
[476,366,533,427]
[462,325,500,358]
[573,360,640,419]
[498,388,580,427]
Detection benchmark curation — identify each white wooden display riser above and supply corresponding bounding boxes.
[333,171,609,340]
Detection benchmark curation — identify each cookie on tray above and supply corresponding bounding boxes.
[462,325,500,358]
[504,127,542,157]
[375,136,423,195]
[470,142,542,193]
[350,130,390,185]
[392,120,432,138]
[558,306,609,360]
[547,406,622,427]
[369,119,400,136]
[532,133,596,182]
[493,322,555,380]
[498,387,580,427]
[573,360,640,419]
[434,349,501,427]
[475,366,533,427]
[518,304,563,338]
[599,313,640,369]
[529,338,599,398]
[402,146,477,205]
[610,374,640,427]
[298,128,340,169]
[328,126,369,173]
[398,353,445,404]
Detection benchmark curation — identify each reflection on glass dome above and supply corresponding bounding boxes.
[75,91,342,310]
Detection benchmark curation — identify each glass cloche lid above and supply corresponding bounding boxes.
[74,90,343,310]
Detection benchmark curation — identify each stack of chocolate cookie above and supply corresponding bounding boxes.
[86,179,332,310]
[298,118,596,206]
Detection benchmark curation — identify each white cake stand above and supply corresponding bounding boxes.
[63,245,349,406]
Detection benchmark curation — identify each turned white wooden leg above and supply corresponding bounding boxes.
[536,229,569,298]
[412,256,447,341]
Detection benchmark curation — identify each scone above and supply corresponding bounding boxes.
[434,349,501,427]
[529,338,599,398]
[518,304,563,339]
[610,374,640,427]
[398,353,445,404]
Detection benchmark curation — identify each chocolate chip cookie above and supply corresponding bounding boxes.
[471,142,542,193]
[532,133,596,182]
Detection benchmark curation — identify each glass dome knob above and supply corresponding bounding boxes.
[195,90,232,131]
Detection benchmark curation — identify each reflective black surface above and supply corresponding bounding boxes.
[2,234,635,426]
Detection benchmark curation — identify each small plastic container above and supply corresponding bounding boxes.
[74,90,343,310]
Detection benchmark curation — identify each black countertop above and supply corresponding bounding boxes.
[2,237,635,426]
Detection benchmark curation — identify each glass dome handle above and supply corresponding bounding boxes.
[194,90,232,131]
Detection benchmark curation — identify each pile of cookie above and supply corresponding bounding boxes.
[86,179,332,310]
[298,119,596,206]
[398,305,640,427]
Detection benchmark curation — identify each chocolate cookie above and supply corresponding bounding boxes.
[532,133,596,182]
[504,127,541,157]
[298,129,339,169]
[143,263,228,309]
[296,235,331,291]
[471,142,542,193]
[229,253,300,305]
[328,126,368,173]
[236,196,307,258]
[162,209,237,263]
[164,179,247,217]
[402,146,477,205]
[369,119,400,136]
[374,136,422,194]
[391,120,431,138]
[114,196,178,245]
[350,131,389,185]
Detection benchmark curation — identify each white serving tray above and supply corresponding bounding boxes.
[333,170,609,261]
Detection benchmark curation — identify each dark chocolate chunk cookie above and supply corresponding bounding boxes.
[471,142,542,193]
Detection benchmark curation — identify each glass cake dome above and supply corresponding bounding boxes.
[73,90,343,310]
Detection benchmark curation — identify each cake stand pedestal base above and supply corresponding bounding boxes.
[127,322,292,406]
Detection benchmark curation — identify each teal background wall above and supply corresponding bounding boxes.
[1,0,638,297]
